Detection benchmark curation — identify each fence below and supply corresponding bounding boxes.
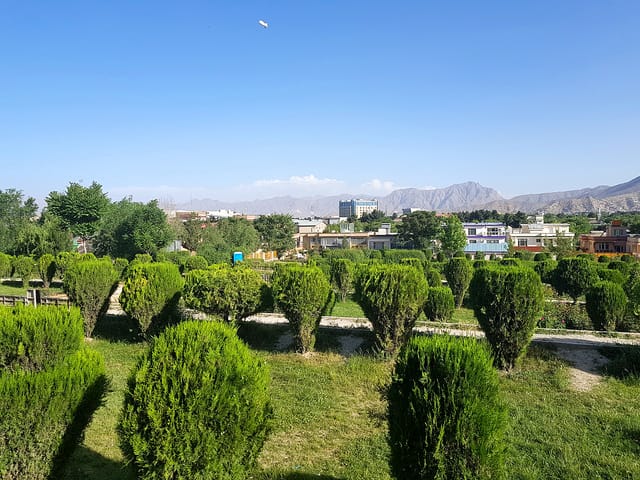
[0,290,70,308]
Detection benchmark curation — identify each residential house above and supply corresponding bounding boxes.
[508,215,574,253]
[579,220,631,255]
[463,222,509,258]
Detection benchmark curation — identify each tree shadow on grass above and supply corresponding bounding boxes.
[60,445,134,480]
[92,313,142,343]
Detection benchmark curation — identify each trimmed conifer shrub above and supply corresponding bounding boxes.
[330,258,355,301]
[0,252,13,278]
[120,262,184,337]
[552,256,598,303]
[425,266,443,287]
[182,254,209,273]
[424,286,455,322]
[55,251,80,279]
[0,305,83,372]
[586,280,628,331]
[118,321,272,480]
[470,264,544,370]
[382,249,427,265]
[271,264,331,353]
[114,257,129,279]
[443,257,473,308]
[12,255,34,288]
[37,253,56,288]
[183,264,265,325]
[64,258,119,337]
[533,259,557,284]
[0,305,105,480]
[355,264,428,357]
[388,335,507,480]
[1,348,105,480]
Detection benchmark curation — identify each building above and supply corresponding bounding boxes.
[338,198,378,218]
[579,220,631,255]
[508,215,574,252]
[463,222,509,258]
[299,223,397,252]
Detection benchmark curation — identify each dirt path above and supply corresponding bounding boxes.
[247,313,640,391]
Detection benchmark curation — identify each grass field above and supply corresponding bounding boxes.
[61,315,640,479]
[0,279,65,297]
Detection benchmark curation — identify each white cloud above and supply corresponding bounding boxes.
[361,178,397,194]
[243,174,347,198]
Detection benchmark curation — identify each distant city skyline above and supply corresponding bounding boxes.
[1,1,638,205]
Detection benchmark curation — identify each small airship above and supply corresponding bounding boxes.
[258,19,269,28]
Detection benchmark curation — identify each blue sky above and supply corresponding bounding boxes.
[1,1,639,206]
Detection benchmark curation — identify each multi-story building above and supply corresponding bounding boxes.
[579,220,634,255]
[338,199,378,218]
[508,215,574,252]
[463,222,509,258]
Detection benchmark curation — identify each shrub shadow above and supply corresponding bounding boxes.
[93,314,142,343]
[59,445,134,480]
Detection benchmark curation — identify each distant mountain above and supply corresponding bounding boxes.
[176,176,640,217]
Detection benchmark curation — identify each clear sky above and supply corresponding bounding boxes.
[1,1,639,207]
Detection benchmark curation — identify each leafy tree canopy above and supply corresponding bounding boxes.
[439,215,467,258]
[94,199,172,260]
[398,211,442,249]
[0,189,38,254]
[197,217,259,264]
[253,214,296,255]
[46,181,110,239]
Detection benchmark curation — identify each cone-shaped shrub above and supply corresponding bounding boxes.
[64,258,119,337]
[355,264,428,357]
[12,255,34,288]
[552,256,598,303]
[271,264,330,353]
[586,280,628,331]
[425,267,442,287]
[183,264,265,325]
[118,320,272,480]
[470,264,544,370]
[37,253,57,288]
[388,335,507,480]
[330,258,355,301]
[443,257,472,308]
[120,262,184,337]
[533,259,557,284]
[424,286,455,322]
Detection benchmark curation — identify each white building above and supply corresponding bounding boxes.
[463,222,509,258]
[508,215,574,252]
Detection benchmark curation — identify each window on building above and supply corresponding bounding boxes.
[469,239,477,244]
[467,228,476,235]
[488,240,498,244]
[487,227,500,236]
[518,239,527,246]
[536,238,542,243]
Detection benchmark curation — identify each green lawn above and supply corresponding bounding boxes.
[61,318,640,479]
[0,279,65,297]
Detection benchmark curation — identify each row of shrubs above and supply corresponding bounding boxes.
[117,317,508,479]
[0,305,105,479]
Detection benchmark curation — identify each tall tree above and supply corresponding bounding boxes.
[398,211,442,250]
[439,215,467,258]
[94,199,172,260]
[46,181,110,250]
[0,189,38,254]
[253,214,296,255]
[197,217,259,265]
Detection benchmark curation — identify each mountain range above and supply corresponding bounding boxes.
[177,176,640,217]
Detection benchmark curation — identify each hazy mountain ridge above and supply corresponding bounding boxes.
[176,176,640,216]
